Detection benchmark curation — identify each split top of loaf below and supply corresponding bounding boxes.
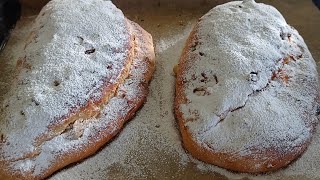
[0,0,136,175]
[176,0,319,171]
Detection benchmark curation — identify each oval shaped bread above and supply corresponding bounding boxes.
[175,0,319,173]
[0,0,155,179]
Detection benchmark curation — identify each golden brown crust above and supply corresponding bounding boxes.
[0,19,155,180]
[175,24,315,173]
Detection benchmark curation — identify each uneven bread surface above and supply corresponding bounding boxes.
[0,0,155,179]
[175,0,319,173]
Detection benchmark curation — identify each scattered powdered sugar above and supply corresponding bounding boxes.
[0,0,320,179]
[0,0,142,177]
[177,0,319,161]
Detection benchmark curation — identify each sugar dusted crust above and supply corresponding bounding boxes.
[0,0,155,179]
[175,0,319,173]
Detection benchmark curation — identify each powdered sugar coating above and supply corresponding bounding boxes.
[0,0,154,177]
[178,0,319,159]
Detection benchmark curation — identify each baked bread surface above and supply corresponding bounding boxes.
[0,0,155,179]
[175,0,319,173]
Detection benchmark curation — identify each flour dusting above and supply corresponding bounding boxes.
[0,0,319,179]
[0,0,154,177]
[177,0,319,170]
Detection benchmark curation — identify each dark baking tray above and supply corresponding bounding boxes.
[0,0,319,179]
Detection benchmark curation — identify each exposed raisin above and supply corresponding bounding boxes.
[32,98,40,106]
[54,80,60,87]
[85,48,96,54]
[316,106,320,116]
[193,87,210,96]
[0,134,5,143]
[280,32,286,40]
[214,75,219,84]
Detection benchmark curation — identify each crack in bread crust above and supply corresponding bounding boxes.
[0,1,155,179]
[34,19,136,148]
[175,0,319,173]
[0,19,155,180]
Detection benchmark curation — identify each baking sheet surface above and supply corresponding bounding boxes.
[0,0,319,179]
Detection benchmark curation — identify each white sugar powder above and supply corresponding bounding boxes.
[178,0,319,160]
[0,0,319,179]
